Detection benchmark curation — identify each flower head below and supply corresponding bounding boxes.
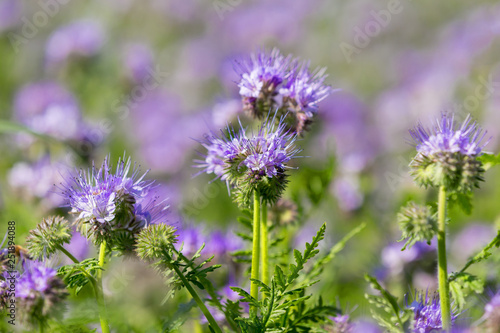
[483,291,500,332]
[410,114,487,157]
[196,115,300,205]
[280,62,333,134]
[60,155,168,250]
[407,291,458,333]
[235,48,292,117]
[234,49,334,134]
[16,261,67,329]
[409,114,488,192]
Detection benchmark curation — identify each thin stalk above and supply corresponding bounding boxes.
[96,241,110,333]
[171,263,223,333]
[437,186,451,331]
[260,202,269,287]
[250,191,261,311]
[177,250,239,332]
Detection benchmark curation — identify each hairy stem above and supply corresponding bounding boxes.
[261,202,269,287]
[171,263,222,333]
[437,186,451,331]
[97,241,110,333]
[251,191,261,312]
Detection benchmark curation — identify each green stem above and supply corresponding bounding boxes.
[171,263,222,333]
[437,186,451,331]
[261,202,269,287]
[97,241,110,333]
[250,191,261,312]
[177,251,239,332]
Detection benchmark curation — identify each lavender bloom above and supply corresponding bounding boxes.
[196,116,300,204]
[0,0,21,32]
[45,20,105,66]
[410,114,488,157]
[16,261,67,327]
[234,49,334,133]
[122,43,154,83]
[13,81,82,142]
[7,156,68,209]
[176,225,205,258]
[235,48,291,100]
[60,155,167,248]
[329,314,354,333]
[280,62,332,116]
[409,114,488,191]
[407,291,458,332]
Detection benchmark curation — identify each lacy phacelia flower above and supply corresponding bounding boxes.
[196,116,300,205]
[280,62,333,134]
[16,261,67,329]
[407,291,458,333]
[60,155,169,250]
[409,114,488,192]
[234,49,333,134]
[235,48,291,118]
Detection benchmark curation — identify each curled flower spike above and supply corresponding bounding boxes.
[407,290,459,333]
[235,48,292,119]
[59,155,169,251]
[409,114,488,192]
[234,49,334,135]
[26,216,72,261]
[195,115,301,206]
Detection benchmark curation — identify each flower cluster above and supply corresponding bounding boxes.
[407,291,458,332]
[196,116,300,205]
[60,155,169,251]
[483,292,500,332]
[235,49,333,134]
[15,261,67,329]
[409,114,487,192]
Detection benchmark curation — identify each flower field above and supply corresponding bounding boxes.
[1,1,500,332]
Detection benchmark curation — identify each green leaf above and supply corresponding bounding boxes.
[0,119,59,142]
[449,272,484,310]
[478,153,500,170]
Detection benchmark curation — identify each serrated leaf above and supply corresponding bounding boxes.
[478,153,500,170]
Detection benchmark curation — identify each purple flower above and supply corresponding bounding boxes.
[196,116,300,185]
[279,62,332,117]
[407,291,458,333]
[13,81,82,142]
[235,48,291,99]
[0,0,21,32]
[122,42,154,83]
[59,155,167,246]
[330,314,354,332]
[176,225,205,258]
[17,263,57,299]
[7,155,69,209]
[410,114,488,157]
[45,20,105,66]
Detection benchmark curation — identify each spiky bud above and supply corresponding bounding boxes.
[398,202,437,251]
[26,216,72,261]
[135,224,178,261]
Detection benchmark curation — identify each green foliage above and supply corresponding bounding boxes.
[397,202,437,250]
[162,299,197,332]
[58,258,102,294]
[478,153,500,170]
[449,272,484,311]
[26,216,73,261]
[364,275,412,333]
[230,224,341,332]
